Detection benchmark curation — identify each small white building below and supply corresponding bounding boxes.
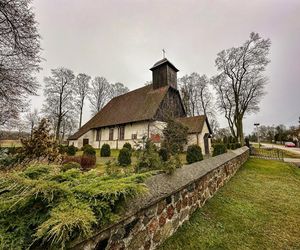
[69,58,212,154]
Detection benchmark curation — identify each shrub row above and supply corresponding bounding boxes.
[226,143,242,150]
[212,144,227,156]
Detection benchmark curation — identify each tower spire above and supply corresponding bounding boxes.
[162,49,166,58]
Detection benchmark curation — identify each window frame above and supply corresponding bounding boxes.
[96,129,101,141]
[109,128,114,141]
[119,126,125,140]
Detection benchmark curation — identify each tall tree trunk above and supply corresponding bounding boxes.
[236,118,244,145]
[56,116,61,141]
[79,107,83,128]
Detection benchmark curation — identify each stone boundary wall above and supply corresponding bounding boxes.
[72,147,249,250]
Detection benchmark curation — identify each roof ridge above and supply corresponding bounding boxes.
[109,84,152,101]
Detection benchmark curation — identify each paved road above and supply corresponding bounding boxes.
[260,143,300,156]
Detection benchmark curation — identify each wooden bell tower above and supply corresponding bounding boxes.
[150,58,179,90]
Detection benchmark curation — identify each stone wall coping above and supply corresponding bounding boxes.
[71,146,249,248]
[129,146,248,212]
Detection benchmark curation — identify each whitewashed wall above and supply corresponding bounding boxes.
[69,120,211,153]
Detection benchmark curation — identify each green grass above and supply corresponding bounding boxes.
[76,149,190,173]
[159,158,300,250]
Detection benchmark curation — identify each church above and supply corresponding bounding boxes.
[68,58,212,154]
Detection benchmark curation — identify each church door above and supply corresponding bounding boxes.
[83,138,89,146]
[203,133,210,155]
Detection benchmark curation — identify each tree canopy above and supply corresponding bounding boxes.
[211,32,271,144]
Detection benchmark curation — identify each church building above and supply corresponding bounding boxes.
[68,58,212,154]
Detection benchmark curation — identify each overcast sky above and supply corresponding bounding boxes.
[31,0,300,134]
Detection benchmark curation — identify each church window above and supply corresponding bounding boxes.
[119,126,125,140]
[96,129,101,141]
[109,128,114,140]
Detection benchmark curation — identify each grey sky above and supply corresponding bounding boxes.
[31,0,300,134]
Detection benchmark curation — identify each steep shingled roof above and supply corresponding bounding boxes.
[69,84,170,140]
[176,115,212,134]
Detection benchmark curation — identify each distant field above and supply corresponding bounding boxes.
[0,140,22,147]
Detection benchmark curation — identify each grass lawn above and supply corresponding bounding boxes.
[159,158,300,250]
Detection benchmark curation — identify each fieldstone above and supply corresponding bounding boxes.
[128,230,147,250]
[180,208,189,222]
[188,196,193,206]
[172,215,180,230]
[175,200,182,213]
[174,192,180,202]
[157,200,167,215]
[182,197,188,208]
[111,228,125,241]
[160,222,173,241]
[159,212,167,227]
[181,189,188,199]
[147,217,159,235]
[144,204,156,218]
[153,229,161,243]
[108,241,125,250]
[166,205,175,219]
[124,218,139,238]
[144,240,151,250]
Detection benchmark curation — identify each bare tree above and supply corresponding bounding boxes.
[179,73,216,118]
[61,114,77,140]
[74,73,91,128]
[110,82,129,99]
[0,0,41,126]
[211,32,271,144]
[89,76,111,115]
[25,108,40,137]
[42,68,75,141]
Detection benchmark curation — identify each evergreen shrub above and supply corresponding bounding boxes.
[66,145,77,156]
[118,148,131,166]
[158,147,169,162]
[123,142,132,151]
[61,162,81,172]
[101,144,111,157]
[186,145,203,164]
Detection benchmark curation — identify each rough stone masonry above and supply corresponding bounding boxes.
[71,147,249,250]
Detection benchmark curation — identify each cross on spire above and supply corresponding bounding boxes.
[162,49,166,58]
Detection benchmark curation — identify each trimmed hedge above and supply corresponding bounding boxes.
[225,143,242,150]
[158,147,169,162]
[118,148,131,166]
[213,144,227,156]
[186,145,203,164]
[101,144,111,157]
